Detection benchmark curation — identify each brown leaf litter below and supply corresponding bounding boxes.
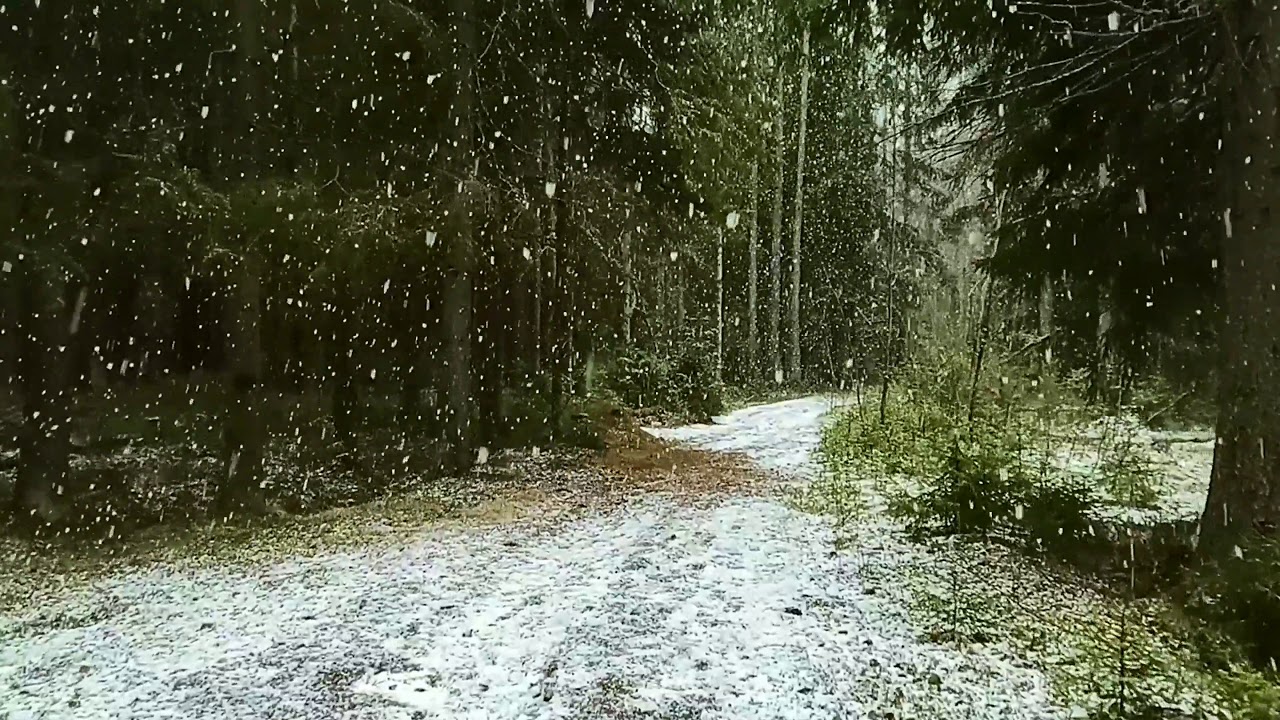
[0,414,770,612]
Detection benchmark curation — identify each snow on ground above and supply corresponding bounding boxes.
[647,396,845,479]
[650,398,1238,719]
[2,395,1074,720]
[1041,414,1215,525]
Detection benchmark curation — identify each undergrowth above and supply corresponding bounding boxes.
[810,359,1278,717]
[1184,534,1280,672]
[602,336,724,423]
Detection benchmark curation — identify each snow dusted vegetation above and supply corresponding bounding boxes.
[0,397,1234,720]
[1056,415,1216,525]
[653,398,1244,718]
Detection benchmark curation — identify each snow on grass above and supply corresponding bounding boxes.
[0,396,1233,720]
[851,533,1245,719]
[1052,414,1215,525]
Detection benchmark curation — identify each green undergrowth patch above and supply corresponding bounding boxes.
[601,338,724,424]
[815,390,1163,553]
[1182,534,1280,672]
[883,538,1280,719]
[806,390,1279,719]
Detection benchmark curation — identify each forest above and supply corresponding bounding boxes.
[1,0,1279,719]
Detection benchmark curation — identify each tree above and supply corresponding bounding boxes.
[787,22,811,383]
[746,161,760,382]
[12,259,74,523]
[1199,0,1280,549]
[769,61,786,384]
[443,0,477,472]
[886,0,1276,551]
[216,0,270,517]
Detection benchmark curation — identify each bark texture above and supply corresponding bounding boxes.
[1200,0,1280,550]
[444,0,477,472]
[13,264,73,523]
[217,0,269,516]
[746,161,760,382]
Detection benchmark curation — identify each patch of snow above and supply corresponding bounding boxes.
[1,396,1071,720]
[647,397,1230,716]
[645,396,848,479]
[1039,415,1214,524]
[0,497,1061,720]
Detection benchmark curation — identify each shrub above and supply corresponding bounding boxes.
[890,434,1104,554]
[499,388,610,450]
[604,340,723,423]
[1187,534,1280,670]
[1019,475,1103,556]
[502,387,559,447]
[607,350,670,410]
[671,347,724,421]
[897,438,1031,537]
[1099,442,1161,511]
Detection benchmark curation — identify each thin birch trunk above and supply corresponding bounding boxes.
[769,64,786,385]
[787,24,810,383]
[746,161,760,382]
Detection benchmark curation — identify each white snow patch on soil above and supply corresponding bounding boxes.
[646,396,845,479]
[1037,415,1214,525]
[3,396,1067,720]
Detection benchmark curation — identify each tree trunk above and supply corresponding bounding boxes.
[0,76,16,395]
[476,270,504,441]
[675,243,686,334]
[533,245,544,373]
[218,253,267,516]
[399,348,422,427]
[769,63,786,385]
[788,24,810,384]
[443,0,477,473]
[331,292,357,442]
[746,161,760,383]
[542,83,565,431]
[398,274,425,427]
[622,229,634,348]
[879,79,899,425]
[656,253,667,340]
[217,0,268,516]
[967,195,1004,430]
[716,224,724,383]
[1200,0,1280,552]
[1087,287,1113,406]
[12,263,73,524]
[1038,274,1055,373]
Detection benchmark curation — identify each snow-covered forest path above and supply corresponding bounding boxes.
[2,397,1064,720]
